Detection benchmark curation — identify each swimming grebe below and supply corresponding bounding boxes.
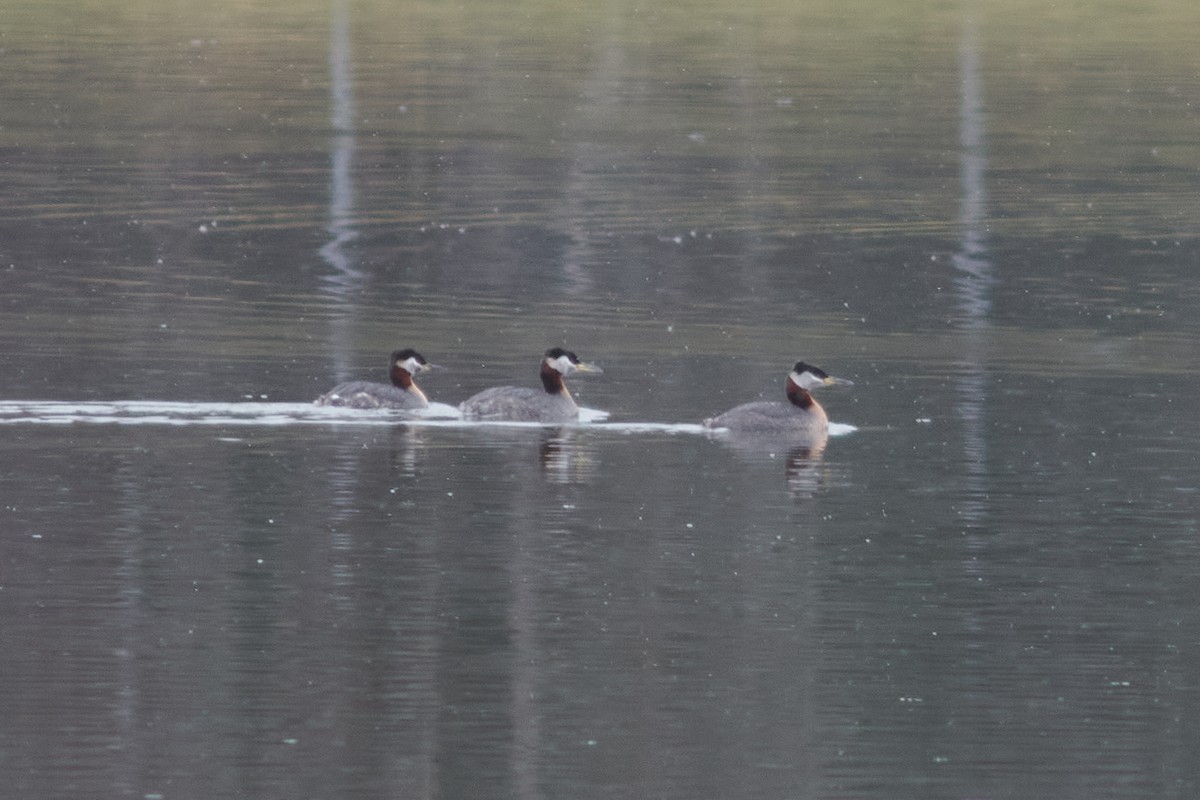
[703,361,852,438]
[315,349,438,410]
[459,347,603,422]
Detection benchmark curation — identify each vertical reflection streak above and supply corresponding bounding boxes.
[954,3,991,321]
[954,4,993,526]
[321,0,363,385]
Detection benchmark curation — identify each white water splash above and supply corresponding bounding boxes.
[0,401,856,436]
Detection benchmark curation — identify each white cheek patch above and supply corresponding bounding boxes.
[792,370,828,390]
[552,355,576,374]
[403,358,424,373]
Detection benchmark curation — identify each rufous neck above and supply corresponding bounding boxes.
[785,376,815,409]
[540,361,567,396]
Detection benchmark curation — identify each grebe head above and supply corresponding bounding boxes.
[785,362,852,410]
[543,347,603,377]
[789,362,853,391]
[537,347,603,397]
[389,349,439,389]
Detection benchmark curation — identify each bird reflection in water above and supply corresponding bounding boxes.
[538,428,599,485]
[710,430,834,500]
[385,425,430,478]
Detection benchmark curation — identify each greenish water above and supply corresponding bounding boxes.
[2,1,1199,798]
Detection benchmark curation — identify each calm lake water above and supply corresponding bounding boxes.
[3,1,1200,798]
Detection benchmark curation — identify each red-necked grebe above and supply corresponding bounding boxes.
[315,349,438,409]
[703,361,852,437]
[459,347,603,422]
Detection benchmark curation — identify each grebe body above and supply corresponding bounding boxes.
[316,349,437,410]
[460,348,603,422]
[704,362,851,438]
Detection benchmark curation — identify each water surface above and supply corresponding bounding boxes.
[2,1,1199,798]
